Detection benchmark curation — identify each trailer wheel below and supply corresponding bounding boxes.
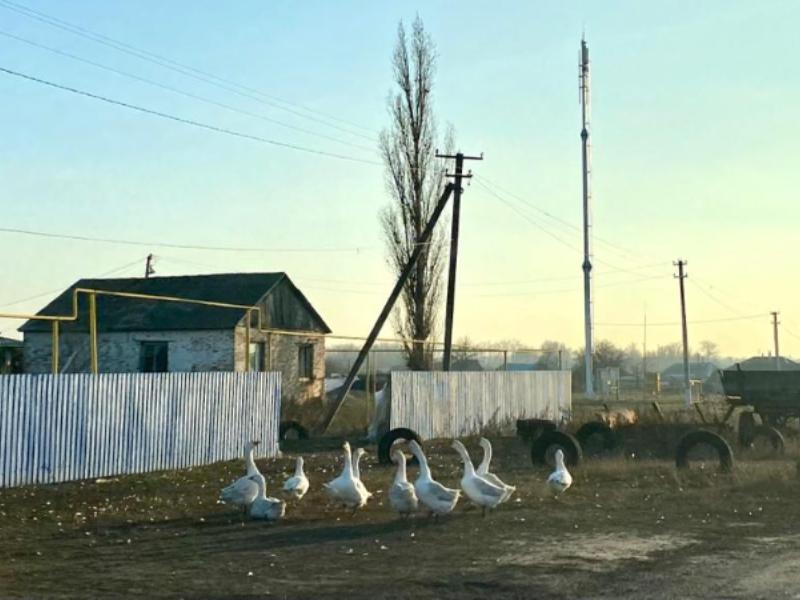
[378,428,422,465]
[746,425,785,455]
[676,429,734,472]
[531,431,582,468]
[575,421,619,456]
[279,420,309,441]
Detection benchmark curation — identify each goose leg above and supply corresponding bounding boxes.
[481,506,487,518]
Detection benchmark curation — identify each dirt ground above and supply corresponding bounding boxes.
[1,436,799,599]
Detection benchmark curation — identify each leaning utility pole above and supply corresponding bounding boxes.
[316,183,456,433]
[436,151,483,371]
[675,259,691,406]
[579,36,595,397]
[145,254,155,278]
[771,311,781,370]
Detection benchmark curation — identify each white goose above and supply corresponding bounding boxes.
[248,473,286,521]
[388,449,418,518]
[323,442,370,513]
[477,438,516,503]
[282,456,310,500]
[547,449,573,497]
[408,440,460,517]
[452,440,506,516]
[351,447,373,501]
[220,440,261,515]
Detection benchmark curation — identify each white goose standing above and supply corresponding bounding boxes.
[323,442,370,513]
[249,473,286,521]
[477,438,516,502]
[282,456,310,500]
[220,440,261,515]
[547,449,573,497]
[351,447,373,502]
[451,440,506,517]
[388,449,418,518]
[408,440,460,517]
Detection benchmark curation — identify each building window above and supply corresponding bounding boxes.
[298,344,314,380]
[140,341,168,373]
[249,342,267,372]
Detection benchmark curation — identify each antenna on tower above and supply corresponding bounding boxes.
[579,36,595,398]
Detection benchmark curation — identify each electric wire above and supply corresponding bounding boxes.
[0,0,377,141]
[0,65,382,166]
[0,29,377,153]
[0,226,373,253]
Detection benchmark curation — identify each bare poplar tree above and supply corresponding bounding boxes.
[380,17,451,370]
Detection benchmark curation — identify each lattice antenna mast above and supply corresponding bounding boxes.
[580,36,595,397]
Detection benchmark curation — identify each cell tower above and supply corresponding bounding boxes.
[579,37,594,397]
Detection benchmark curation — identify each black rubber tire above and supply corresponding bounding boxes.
[675,429,734,472]
[517,418,557,442]
[747,425,785,455]
[378,427,422,465]
[531,431,583,468]
[738,411,756,446]
[575,421,619,454]
[279,420,309,441]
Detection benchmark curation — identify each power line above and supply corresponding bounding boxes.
[0,0,377,141]
[474,173,655,261]
[596,313,766,327]
[471,274,666,298]
[475,178,671,277]
[0,66,381,166]
[0,226,373,253]
[0,256,146,308]
[0,29,377,154]
[687,277,746,316]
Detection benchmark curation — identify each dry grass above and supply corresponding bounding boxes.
[1,435,799,599]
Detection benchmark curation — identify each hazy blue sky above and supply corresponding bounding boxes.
[1,0,799,357]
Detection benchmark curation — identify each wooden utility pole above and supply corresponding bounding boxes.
[316,183,456,433]
[436,151,483,371]
[771,311,781,370]
[145,254,155,278]
[674,260,690,406]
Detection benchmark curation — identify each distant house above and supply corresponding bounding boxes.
[0,336,23,374]
[19,273,331,406]
[660,361,718,389]
[451,358,484,371]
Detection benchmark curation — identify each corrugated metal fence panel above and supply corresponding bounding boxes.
[0,372,281,488]
[390,371,571,440]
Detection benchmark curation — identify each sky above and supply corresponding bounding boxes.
[1,0,799,358]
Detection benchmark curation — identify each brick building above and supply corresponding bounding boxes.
[20,272,330,406]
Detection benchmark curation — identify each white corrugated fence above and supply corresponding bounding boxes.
[0,372,281,488]
[390,371,571,440]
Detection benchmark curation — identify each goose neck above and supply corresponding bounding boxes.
[245,444,258,476]
[394,455,407,484]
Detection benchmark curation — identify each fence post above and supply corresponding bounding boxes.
[51,320,59,374]
[244,310,251,372]
[503,350,508,371]
[89,292,98,374]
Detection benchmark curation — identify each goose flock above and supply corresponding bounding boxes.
[219,437,572,522]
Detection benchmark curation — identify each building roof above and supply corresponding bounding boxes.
[661,361,718,378]
[0,336,22,347]
[20,272,331,334]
